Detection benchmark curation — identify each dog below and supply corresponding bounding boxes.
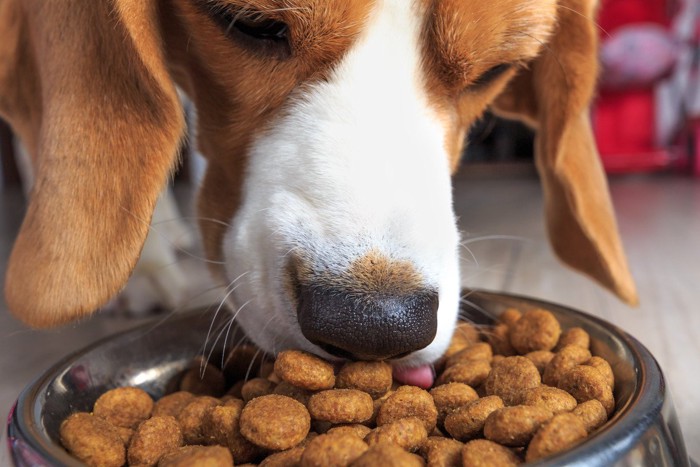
[0,0,637,384]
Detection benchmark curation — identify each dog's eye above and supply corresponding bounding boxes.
[231,14,289,42]
[470,64,512,89]
[204,3,291,57]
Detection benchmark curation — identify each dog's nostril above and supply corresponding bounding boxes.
[297,284,439,361]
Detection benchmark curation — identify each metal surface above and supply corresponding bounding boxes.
[7,290,692,466]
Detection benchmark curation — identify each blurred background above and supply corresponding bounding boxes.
[2,0,700,463]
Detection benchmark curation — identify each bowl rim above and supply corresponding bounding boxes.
[5,290,682,466]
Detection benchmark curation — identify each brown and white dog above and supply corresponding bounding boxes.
[0,0,637,382]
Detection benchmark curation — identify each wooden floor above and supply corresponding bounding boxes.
[1,171,699,463]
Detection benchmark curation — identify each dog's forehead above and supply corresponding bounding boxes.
[425,0,558,83]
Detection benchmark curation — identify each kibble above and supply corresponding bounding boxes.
[59,306,620,466]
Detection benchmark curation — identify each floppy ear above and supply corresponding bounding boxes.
[491,0,638,304]
[0,0,185,326]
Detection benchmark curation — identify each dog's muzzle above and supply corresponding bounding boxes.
[296,283,439,361]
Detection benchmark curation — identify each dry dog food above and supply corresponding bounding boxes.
[59,306,618,466]
[444,395,505,442]
[525,413,588,462]
[335,361,393,398]
[300,432,369,466]
[59,412,126,467]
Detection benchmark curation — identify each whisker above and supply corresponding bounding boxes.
[137,282,232,336]
[220,314,238,369]
[118,206,227,265]
[458,241,479,267]
[222,332,257,369]
[459,297,498,325]
[555,4,611,39]
[202,317,238,377]
[201,272,250,370]
[151,216,233,229]
[244,347,264,382]
[460,234,530,245]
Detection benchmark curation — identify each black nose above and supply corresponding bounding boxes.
[297,284,439,360]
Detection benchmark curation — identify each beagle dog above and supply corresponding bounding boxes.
[0,0,637,384]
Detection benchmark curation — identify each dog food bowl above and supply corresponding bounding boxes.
[6,290,693,466]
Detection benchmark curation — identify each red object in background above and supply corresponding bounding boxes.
[597,0,672,32]
[592,0,685,173]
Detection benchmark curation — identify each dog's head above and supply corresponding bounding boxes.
[1,0,636,365]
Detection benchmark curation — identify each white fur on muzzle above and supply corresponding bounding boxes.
[221,0,461,368]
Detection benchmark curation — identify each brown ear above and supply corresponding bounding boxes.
[491,0,638,304]
[0,0,184,327]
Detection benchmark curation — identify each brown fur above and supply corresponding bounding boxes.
[0,0,636,328]
[293,249,425,296]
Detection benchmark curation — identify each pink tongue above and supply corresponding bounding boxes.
[392,364,435,389]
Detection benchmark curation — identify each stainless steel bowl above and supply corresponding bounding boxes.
[6,290,693,466]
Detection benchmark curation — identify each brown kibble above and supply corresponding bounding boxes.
[558,366,615,415]
[419,436,463,467]
[300,432,369,467]
[484,356,541,406]
[222,344,269,385]
[436,360,491,388]
[308,389,374,424]
[443,395,504,442]
[487,323,516,356]
[201,401,261,463]
[572,400,608,433]
[509,309,561,354]
[179,357,226,397]
[461,439,520,467]
[128,416,182,466]
[542,345,592,387]
[364,416,428,452]
[240,394,311,450]
[259,447,305,467]
[484,405,553,446]
[202,403,238,445]
[260,360,276,379]
[526,413,588,462]
[115,426,134,445]
[241,377,277,402]
[336,361,393,398]
[367,389,394,426]
[498,308,522,327]
[274,350,335,390]
[584,356,615,389]
[327,424,373,439]
[158,445,233,467]
[227,380,245,399]
[429,383,479,427]
[376,385,438,432]
[273,381,313,406]
[350,443,425,466]
[443,322,481,358]
[446,343,493,368]
[491,354,506,363]
[59,412,125,467]
[152,392,195,418]
[556,327,590,350]
[176,396,221,445]
[520,386,577,414]
[524,351,555,376]
[93,387,154,430]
